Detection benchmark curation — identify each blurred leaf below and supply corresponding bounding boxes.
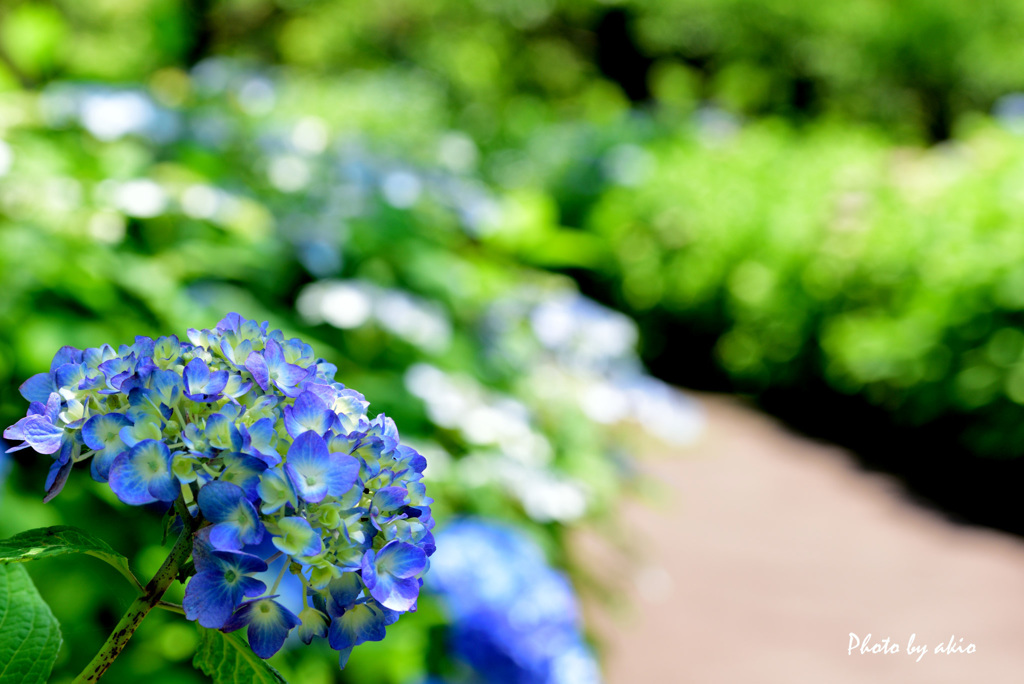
[0,564,62,684]
[0,3,67,78]
[0,526,139,590]
[193,626,288,684]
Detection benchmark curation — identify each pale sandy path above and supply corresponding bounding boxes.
[576,395,1024,683]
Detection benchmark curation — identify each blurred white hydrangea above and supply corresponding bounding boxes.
[405,363,591,522]
[297,280,452,353]
[41,85,180,143]
[486,287,705,446]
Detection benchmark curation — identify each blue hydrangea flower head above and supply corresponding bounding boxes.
[428,519,601,684]
[4,314,434,668]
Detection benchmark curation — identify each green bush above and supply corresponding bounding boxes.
[573,118,1024,456]
[630,0,1024,139]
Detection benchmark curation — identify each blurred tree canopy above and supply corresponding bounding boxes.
[4,0,1024,140]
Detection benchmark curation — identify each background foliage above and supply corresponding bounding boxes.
[2,0,1024,681]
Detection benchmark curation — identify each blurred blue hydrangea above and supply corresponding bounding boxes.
[4,313,434,668]
[427,519,601,684]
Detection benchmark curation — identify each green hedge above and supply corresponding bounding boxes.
[558,119,1024,456]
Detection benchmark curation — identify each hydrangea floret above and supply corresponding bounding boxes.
[4,314,434,674]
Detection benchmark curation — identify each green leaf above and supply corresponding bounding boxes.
[0,526,142,591]
[193,626,288,684]
[0,564,62,684]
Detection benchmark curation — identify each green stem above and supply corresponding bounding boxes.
[268,558,289,595]
[155,601,186,616]
[174,497,192,523]
[72,504,199,683]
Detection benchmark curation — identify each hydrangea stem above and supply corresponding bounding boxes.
[72,504,198,683]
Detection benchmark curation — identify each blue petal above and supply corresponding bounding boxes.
[281,338,314,366]
[126,388,172,426]
[360,549,377,588]
[209,523,244,551]
[43,393,61,423]
[108,452,156,505]
[82,413,132,450]
[183,357,210,394]
[198,480,246,520]
[213,550,269,576]
[131,336,156,358]
[326,573,363,612]
[315,360,338,382]
[191,528,217,572]
[148,469,180,502]
[183,358,225,401]
[198,481,264,550]
[150,369,183,405]
[54,363,86,390]
[327,454,360,497]
[283,391,332,438]
[372,487,409,514]
[223,598,301,659]
[183,559,266,630]
[241,417,280,466]
[302,382,337,405]
[109,440,177,505]
[273,364,311,397]
[43,457,73,503]
[50,345,83,372]
[78,375,104,391]
[217,313,244,335]
[98,355,133,386]
[395,445,427,476]
[22,415,63,454]
[3,415,32,448]
[204,369,230,396]
[284,431,331,503]
[327,602,388,651]
[232,341,256,370]
[376,540,427,579]
[365,572,421,613]
[219,452,268,500]
[222,374,252,399]
[334,389,369,432]
[264,338,285,368]
[420,530,436,557]
[248,418,276,444]
[186,327,207,347]
[90,446,124,482]
[183,571,239,628]
[368,414,400,454]
[237,575,267,599]
[244,352,269,391]
[20,372,56,403]
[83,344,116,369]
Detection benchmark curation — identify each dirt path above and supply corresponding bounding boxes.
[577,395,1024,683]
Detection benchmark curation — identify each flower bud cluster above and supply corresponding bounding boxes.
[4,313,434,667]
